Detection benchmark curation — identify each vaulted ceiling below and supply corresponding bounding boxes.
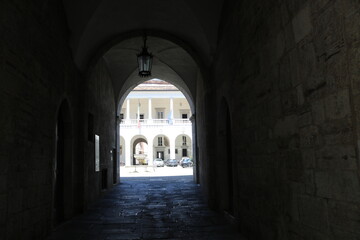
[62,0,226,109]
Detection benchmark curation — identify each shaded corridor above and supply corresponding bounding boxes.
[47,176,244,240]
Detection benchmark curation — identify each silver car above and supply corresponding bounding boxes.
[153,158,164,167]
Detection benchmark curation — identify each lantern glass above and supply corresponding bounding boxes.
[137,47,153,77]
[137,35,153,77]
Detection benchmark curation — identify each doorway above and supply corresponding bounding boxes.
[182,149,188,157]
[157,151,164,160]
[54,100,73,226]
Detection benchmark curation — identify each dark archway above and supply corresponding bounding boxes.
[54,100,74,226]
[217,98,234,215]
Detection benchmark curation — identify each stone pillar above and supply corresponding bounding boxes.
[126,99,130,120]
[170,98,174,120]
[125,138,131,166]
[170,136,176,159]
[190,114,198,183]
[148,98,152,124]
[115,116,120,182]
[147,138,153,166]
[148,98,152,119]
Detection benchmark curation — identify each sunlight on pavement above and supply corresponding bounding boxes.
[120,166,194,177]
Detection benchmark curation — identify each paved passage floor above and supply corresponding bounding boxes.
[47,176,245,240]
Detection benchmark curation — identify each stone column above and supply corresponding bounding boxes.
[148,98,152,124]
[170,98,174,120]
[125,138,131,166]
[190,114,198,183]
[170,136,176,159]
[148,98,152,119]
[115,116,120,182]
[147,138,153,166]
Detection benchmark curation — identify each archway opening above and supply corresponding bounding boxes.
[133,139,148,165]
[101,35,201,182]
[119,80,194,178]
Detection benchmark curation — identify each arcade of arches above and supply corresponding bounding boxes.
[1,0,360,239]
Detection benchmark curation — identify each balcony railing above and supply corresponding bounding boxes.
[120,118,191,128]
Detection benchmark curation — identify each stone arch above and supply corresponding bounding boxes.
[85,30,208,81]
[110,35,200,176]
[111,35,198,116]
[130,135,148,165]
[53,99,74,226]
[118,75,195,116]
[153,134,170,160]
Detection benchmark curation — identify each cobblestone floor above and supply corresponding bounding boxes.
[47,176,245,240]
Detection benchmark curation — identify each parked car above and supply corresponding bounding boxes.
[153,158,164,167]
[179,157,190,165]
[166,159,178,167]
[181,158,193,168]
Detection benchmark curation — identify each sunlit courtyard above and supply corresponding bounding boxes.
[120,165,194,177]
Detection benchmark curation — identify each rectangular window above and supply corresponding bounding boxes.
[182,114,188,119]
[157,111,164,119]
[158,137,163,146]
[120,113,124,119]
[175,149,178,154]
[95,135,100,171]
[182,136,187,145]
[168,149,170,154]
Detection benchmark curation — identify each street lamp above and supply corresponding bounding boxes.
[137,35,153,77]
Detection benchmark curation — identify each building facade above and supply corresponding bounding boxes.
[119,81,192,166]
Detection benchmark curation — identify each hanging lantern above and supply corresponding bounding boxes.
[137,35,153,77]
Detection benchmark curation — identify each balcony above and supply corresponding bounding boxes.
[120,118,191,128]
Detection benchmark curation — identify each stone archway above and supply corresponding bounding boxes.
[153,134,170,160]
[130,135,148,165]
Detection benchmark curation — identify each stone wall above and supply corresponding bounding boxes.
[83,58,116,207]
[0,1,81,238]
[0,1,117,238]
[212,0,360,239]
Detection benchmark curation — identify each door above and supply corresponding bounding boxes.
[182,148,187,157]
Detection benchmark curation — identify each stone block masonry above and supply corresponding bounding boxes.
[0,1,116,239]
[211,0,360,239]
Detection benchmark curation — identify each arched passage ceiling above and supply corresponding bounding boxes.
[106,37,197,111]
[62,0,225,112]
[62,0,225,70]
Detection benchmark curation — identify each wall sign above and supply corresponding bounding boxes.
[95,134,100,172]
